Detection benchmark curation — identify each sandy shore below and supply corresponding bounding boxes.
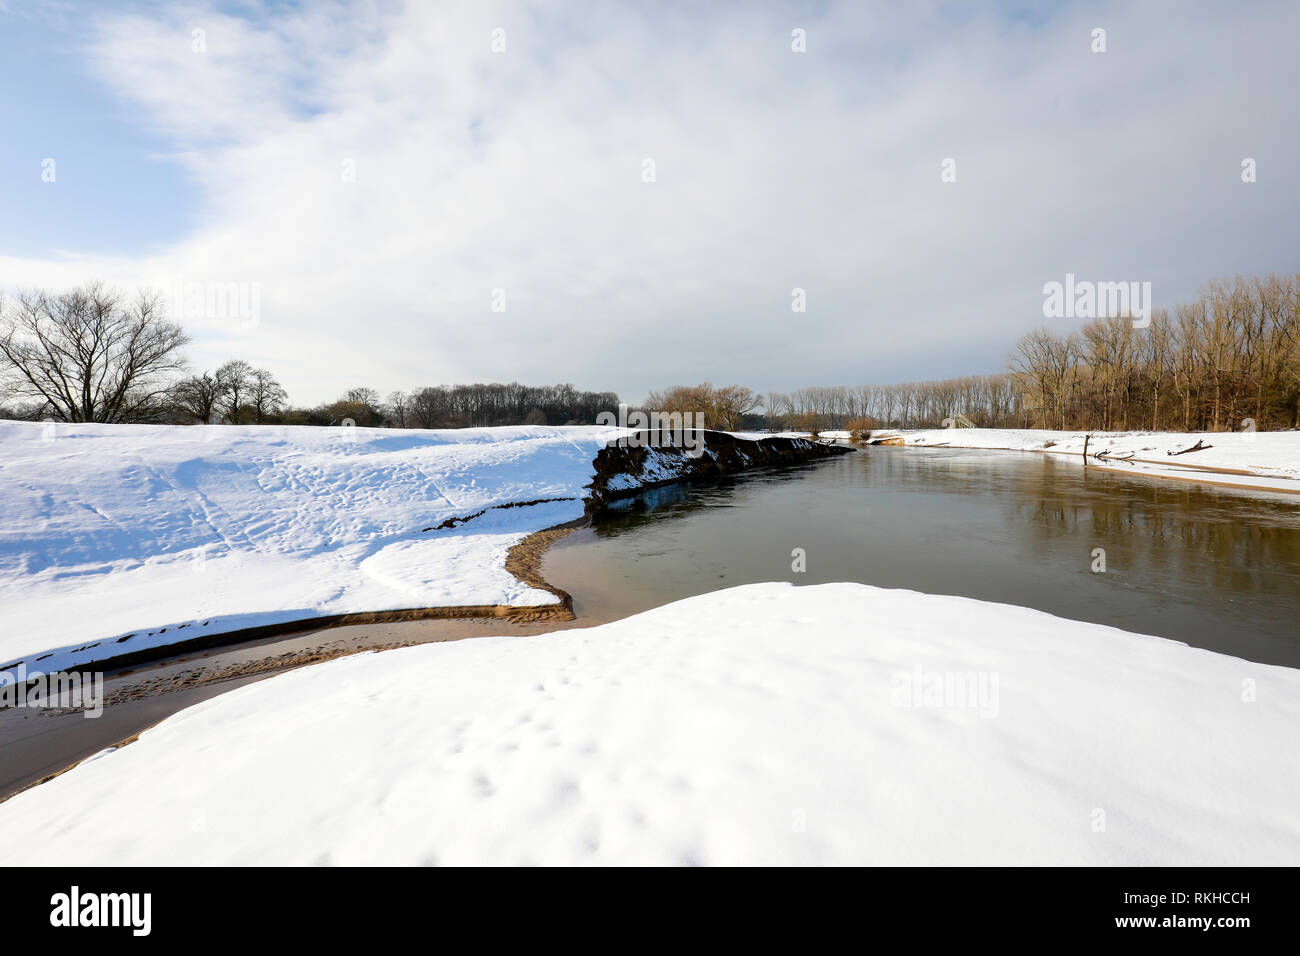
[0,517,594,803]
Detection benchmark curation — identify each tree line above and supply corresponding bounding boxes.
[761,376,1024,431]
[6,273,1297,433]
[0,282,619,427]
[285,383,620,429]
[668,272,1299,433]
[1010,274,1299,432]
[0,283,291,425]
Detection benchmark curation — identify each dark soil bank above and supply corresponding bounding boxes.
[587,430,853,513]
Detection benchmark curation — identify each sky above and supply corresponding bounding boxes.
[1,0,1297,407]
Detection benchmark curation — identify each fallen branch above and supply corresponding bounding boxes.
[1168,440,1213,456]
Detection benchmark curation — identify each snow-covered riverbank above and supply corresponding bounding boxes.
[863,428,1300,495]
[0,422,630,677]
[0,422,841,677]
[1,581,1295,865]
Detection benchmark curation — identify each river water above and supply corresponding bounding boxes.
[543,447,1300,668]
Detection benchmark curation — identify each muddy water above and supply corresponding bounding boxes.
[543,447,1300,668]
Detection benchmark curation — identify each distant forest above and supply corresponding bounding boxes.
[3,273,1297,432]
[302,383,621,429]
[755,273,1300,433]
[0,283,618,427]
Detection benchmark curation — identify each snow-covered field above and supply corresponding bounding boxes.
[849,428,1300,494]
[1,581,1295,866]
[0,421,631,677]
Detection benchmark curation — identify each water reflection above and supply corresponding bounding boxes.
[545,448,1300,668]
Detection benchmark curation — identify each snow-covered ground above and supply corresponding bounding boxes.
[1,581,1295,866]
[839,427,1300,494]
[0,421,631,677]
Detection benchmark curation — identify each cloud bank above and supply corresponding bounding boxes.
[3,0,1298,404]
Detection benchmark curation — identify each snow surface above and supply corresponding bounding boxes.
[1,582,1295,866]
[900,428,1300,474]
[0,421,631,677]
[810,427,1300,494]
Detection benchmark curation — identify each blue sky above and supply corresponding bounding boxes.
[1,1,1298,405]
[0,4,197,256]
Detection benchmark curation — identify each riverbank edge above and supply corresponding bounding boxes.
[5,432,851,681]
[862,432,1300,495]
[0,434,853,803]
[587,430,854,513]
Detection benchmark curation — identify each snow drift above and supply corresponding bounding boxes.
[0,422,625,677]
[0,582,1294,866]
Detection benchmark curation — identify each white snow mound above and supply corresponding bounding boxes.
[1,582,1295,866]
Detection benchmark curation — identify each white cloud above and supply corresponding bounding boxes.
[3,0,1298,405]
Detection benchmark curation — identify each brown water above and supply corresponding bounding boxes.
[543,447,1300,668]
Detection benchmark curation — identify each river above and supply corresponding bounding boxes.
[544,446,1300,668]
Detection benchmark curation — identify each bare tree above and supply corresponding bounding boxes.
[712,385,760,430]
[0,282,188,422]
[386,390,409,428]
[409,386,443,428]
[216,360,254,424]
[249,368,288,423]
[645,383,760,431]
[172,371,229,424]
[344,386,380,408]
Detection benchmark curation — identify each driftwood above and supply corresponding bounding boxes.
[1095,450,1135,462]
[1168,440,1213,456]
